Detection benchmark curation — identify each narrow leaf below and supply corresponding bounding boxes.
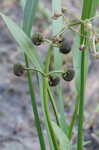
[72,34,81,92]
[52,0,68,135]
[23,0,38,33]
[52,121,71,150]
[0,13,42,72]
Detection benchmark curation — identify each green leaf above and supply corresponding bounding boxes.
[52,121,71,150]
[23,0,38,33]
[0,13,42,72]
[77,0,98,149]
[67,35,81,139]
[52,0,68,135]
[73,140,91,150]
[72,34,81,92]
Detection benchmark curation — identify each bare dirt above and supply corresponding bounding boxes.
[0,0,99,150]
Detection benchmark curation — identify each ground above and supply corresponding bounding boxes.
[0,0,99,150]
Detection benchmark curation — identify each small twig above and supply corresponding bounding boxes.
[47,70,63,76]
[25,67,65,77]
[25,67,46,77]
[44,38,61,48]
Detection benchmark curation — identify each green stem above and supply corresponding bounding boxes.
[42,46,60,150]
[77,0,97,150]
[43,78,59,150]
[48,86,60,125]
[23,1,46,150]
[77,49,86,150]
[24,56,46,150]
[77,14,89,150]
[25,67,45,76]
[68,97,79,139]
[47,70,63,76]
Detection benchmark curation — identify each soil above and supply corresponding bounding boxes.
[0,0,99,150]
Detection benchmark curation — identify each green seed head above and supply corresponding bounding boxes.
[59,39,72,54]
[48,75,60,87]
[62,69,75,81]
[13,63,25,77]
[32,33,44,46]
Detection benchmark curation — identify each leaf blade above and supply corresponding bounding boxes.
[0,13,42,72]
[52,121,71,150]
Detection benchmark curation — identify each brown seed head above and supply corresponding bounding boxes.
[59,39,72,54]
[49,75,60,87]
[32,33,44,46]
[13,63,25,77]
[62,69,75,81]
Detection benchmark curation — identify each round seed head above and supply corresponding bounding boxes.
[49,76,60,87]
[13,63,25,77]
[59,39,72,54]
[32,33,44,46]
[62,69,75,81]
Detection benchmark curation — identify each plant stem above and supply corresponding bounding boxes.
[47,70,63,76]
[24,56,46,150]
[77,0,98,150]
[25,67,46,76]
[48,86,60,125]
[68,97,79,139]
[43,78,59,150]
[42,46,60,150]
[23,1,46,150]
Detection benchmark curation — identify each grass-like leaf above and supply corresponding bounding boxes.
[52,121,71,150]
[52,0,68,135]
[67,35,80,139]
[23,0,38,33]
[0,13,42,72]
[77,0,98,150]
[72,35,81,92]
